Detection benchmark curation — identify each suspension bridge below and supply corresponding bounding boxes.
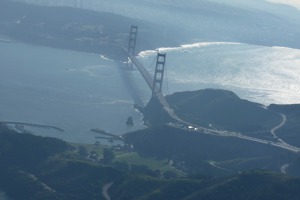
[125,25,182,123]
[124,25,300,154]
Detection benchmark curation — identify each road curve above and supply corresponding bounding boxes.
[102,182,113,200]
[271,113,287,139]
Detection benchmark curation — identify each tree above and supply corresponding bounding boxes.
[78,146,88,158]
[102,148,115,164]
[163,170,178,179]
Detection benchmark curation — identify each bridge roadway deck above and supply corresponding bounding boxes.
[128,55,182,122]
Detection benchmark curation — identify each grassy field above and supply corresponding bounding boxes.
[115,152,184,175]
[69,142,184,176]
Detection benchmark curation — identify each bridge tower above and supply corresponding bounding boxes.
[152,53,166,97]
[127,25,138,68]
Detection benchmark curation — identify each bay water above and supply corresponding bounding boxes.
[1,40,300,144]
[0,41,146,144]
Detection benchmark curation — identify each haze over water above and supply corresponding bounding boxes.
[2,0,300,144]
[0,41,146,143]
[1,39,299,144]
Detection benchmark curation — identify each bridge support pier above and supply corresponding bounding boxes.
[152,53,166,97]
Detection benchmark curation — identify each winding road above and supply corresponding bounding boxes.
[102,182,113,200]
[271,114,287,139]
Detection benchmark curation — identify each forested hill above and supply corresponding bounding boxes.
[144,88,282,134]
[167,89,282,132]
[110,170,300,200]
[1,124,300,200]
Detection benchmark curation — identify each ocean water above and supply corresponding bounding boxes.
[139,42,300,105]
[1,40,300,144]
[0,41,147,144]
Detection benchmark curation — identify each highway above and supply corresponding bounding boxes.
[167,122,300,154]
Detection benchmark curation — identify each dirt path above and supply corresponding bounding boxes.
[102,182,113,200]
[20,171,56,192]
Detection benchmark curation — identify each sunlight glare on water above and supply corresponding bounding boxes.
[138,42,300,105]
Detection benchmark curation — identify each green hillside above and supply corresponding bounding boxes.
[1,124,300,199]
[184,170,300,200]
[110,169,300,200]
[166,89,282,133]
[124,125,297,176]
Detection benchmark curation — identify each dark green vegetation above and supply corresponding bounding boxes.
[145,89,283,139]
[288,156,300,177]
[110,170,300,200]
[1,123,300,199]
[125,125,296,177]
[139,89,300,175]
[168,89,282,133]
[0,124,129,199]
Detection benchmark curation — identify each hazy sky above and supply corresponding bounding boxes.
[267,0,300,9]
